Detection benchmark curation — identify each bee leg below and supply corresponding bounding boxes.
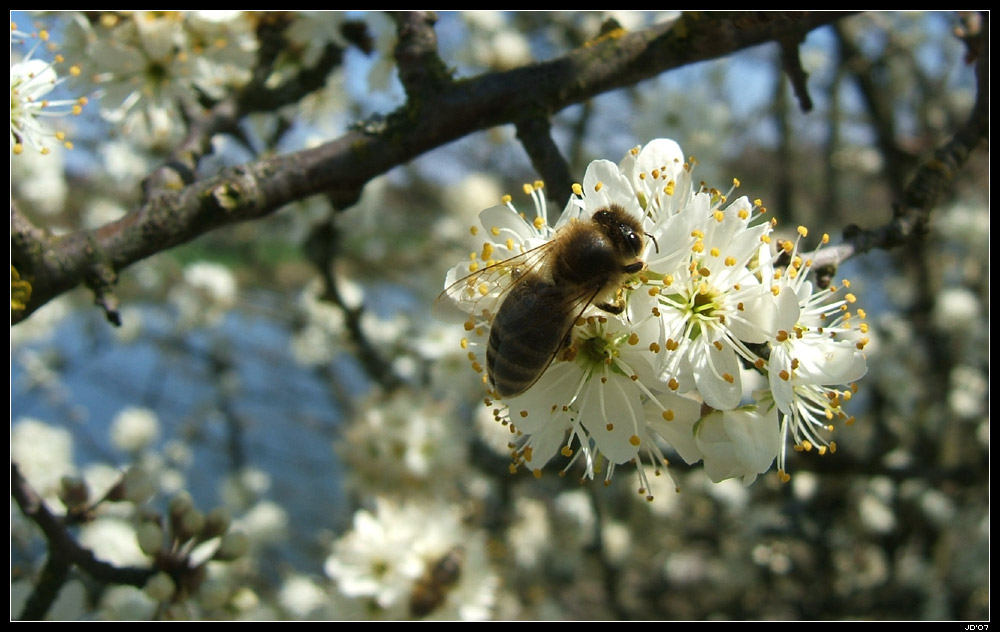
[596,301,625,315]
[596,290,627,315]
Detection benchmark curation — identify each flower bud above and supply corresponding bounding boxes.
[203,507,232,540]
[137,521,164,557]
[179,507,205,542]
[144,571,176,602]
[169,491,195,539]
[214,531,250,561]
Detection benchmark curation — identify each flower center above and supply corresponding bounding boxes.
[570,319,629,377]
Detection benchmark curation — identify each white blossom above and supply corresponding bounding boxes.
[10,40,86,156]
[336,389,470,497]
[325,499,497,620]
[438,138,869,491]
[109,406,161,453]
[64,11,255,147]
[11,418,77,503]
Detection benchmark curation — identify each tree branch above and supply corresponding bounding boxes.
[11,463,155,620]
[12,12,854,325]
[778,32,813,112]
[515,117,574,207]
[391,11,449,98]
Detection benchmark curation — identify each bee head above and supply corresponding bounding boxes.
[592,204,645,258]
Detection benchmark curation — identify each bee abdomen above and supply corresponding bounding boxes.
[486,280,571,398]
[487,323,563,398]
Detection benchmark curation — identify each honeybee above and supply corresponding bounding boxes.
[408,546,465,618]
[440,203,651,399]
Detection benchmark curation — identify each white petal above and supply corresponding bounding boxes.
[728,283,777,343]
[478,204,538,242]
[578,375,642,464]
[693,339,742,410]
[644,392,703,465]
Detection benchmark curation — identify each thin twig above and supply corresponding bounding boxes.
[11,463,155,620]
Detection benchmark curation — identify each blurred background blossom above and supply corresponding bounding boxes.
[10,11,988,621]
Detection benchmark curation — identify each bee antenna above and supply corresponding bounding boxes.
[646,232,659,254]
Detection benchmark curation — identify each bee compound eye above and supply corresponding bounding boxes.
[626,230,643,255]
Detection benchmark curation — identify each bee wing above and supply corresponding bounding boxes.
[433,239,554,324]
[502,282,609,397]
